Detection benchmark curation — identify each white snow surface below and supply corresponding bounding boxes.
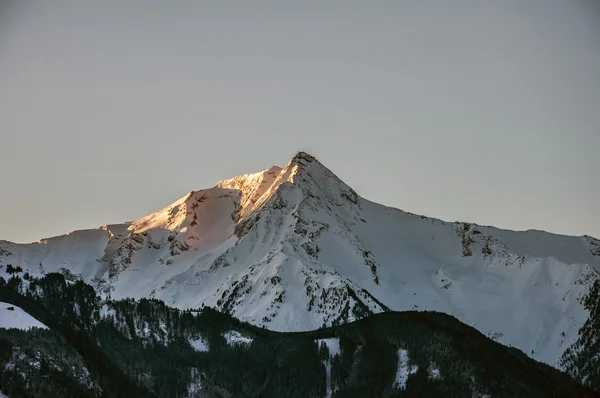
[188,336,209,352]
[223,330,252,346]
[0,302,47,330]
[1,152,599,371]
[394,349,418,390]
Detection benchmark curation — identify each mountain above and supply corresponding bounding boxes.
[0,273,598,398]
[1,152,599,386]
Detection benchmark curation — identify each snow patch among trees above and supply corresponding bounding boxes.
[223,330,252,346]
[394,349,418,390]
[0,302,47,330]
[428,364,441,380]
[188,336,209,352]
[316,338,340,397]
[316,337,340,358]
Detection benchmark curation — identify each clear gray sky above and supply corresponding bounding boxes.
[1,1,599,243]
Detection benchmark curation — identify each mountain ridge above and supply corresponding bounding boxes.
[0,152,599,385]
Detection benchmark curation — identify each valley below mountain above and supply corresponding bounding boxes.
[0,273,598,397]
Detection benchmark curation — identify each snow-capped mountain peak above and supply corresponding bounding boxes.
[287,152,360,206]
[1,152,599,376]
[215,165,282,219]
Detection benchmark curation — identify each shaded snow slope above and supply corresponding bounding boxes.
[1,152,599,372]
[0,302,47,330]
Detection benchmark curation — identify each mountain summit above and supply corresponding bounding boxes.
[1,152,599,381]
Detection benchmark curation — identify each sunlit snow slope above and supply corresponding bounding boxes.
[1,152,599,371]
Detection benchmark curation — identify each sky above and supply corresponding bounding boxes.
[0,1,599,243]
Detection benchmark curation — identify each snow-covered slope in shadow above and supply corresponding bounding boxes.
[0,302,47,330]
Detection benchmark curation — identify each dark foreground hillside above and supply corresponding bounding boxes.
[0,273,597,398]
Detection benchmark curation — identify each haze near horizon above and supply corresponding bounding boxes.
[1,1,599,243]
